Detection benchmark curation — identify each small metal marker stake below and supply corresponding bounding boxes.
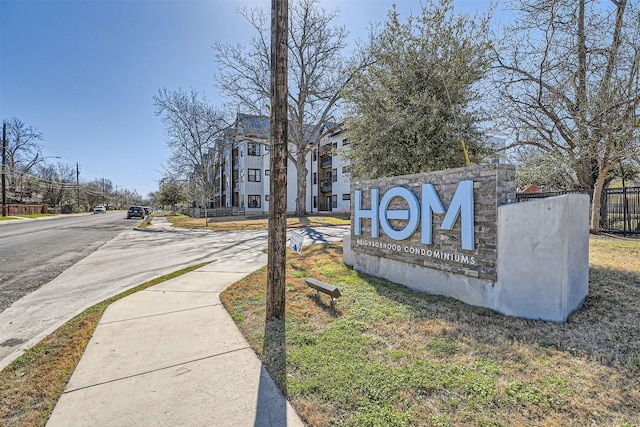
[289,230,304,254]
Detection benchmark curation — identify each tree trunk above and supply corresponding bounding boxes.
[599,186,608,231]
[295,150,308,217]
[266,0,288,320]
[590,167,610,234]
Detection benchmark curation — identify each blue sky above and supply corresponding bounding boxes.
[1,0,496,198]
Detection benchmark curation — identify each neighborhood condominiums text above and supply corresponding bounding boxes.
[355,238,477,265]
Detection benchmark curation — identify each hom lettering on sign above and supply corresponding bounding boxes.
[349,165,517,282]
[353,180,475,250]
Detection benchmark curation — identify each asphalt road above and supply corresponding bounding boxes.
[0,212,138,313]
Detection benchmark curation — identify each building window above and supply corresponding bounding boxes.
[332,142,338,150]
[332,195,337,208]
[313,172,317,184]
[313,196,317,209]
[342,138,349,146]
[248,169,261,182]
[265,169,270,176]
[332,168,337,182]
[248,142,260,156]
[342,193,350,200]
[265,195,269,201]
[264,144,270,151]
[312,151,317,161]
[248,195,261,208]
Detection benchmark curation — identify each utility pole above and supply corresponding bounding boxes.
[266,0,288,320]
[76,162,80,209]
[2,122,7,217]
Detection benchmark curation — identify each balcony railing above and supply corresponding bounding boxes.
[320,155,332,168]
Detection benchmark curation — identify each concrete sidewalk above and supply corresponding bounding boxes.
[46,249,305,426]
[136,212,176,232]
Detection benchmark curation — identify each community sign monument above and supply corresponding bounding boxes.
[343,164,590,322]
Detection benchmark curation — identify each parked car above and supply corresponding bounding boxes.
[127,206,144,219]
[94,205,106,214]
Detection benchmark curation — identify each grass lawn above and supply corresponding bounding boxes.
[0,214,58,221]
[0,263,207,427]
[13,214,57,219]
[221,235,640,426]
[164,212,350,231]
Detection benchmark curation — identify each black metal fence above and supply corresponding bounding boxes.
[601,186,640,235]
[516,187,640,235]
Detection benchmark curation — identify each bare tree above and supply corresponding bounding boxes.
[492,0,640,232]
[509,146,578,191]
[154,88,229,217]
[84,178,112,208]
[3,117,44,197]
[215,0,356,216]
[118,188,140,208]
[37,162,75,208]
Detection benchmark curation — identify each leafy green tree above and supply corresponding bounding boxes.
[342,0,492,180]
[157,179,187,213]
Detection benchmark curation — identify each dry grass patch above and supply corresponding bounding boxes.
[590,234,640,282]
[0,214,57,221]
[0,262,208,427]
[165,213,349,231]
[221,238,640,426]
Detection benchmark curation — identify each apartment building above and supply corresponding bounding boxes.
[307,126,352,213]
[209,114,352,214]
